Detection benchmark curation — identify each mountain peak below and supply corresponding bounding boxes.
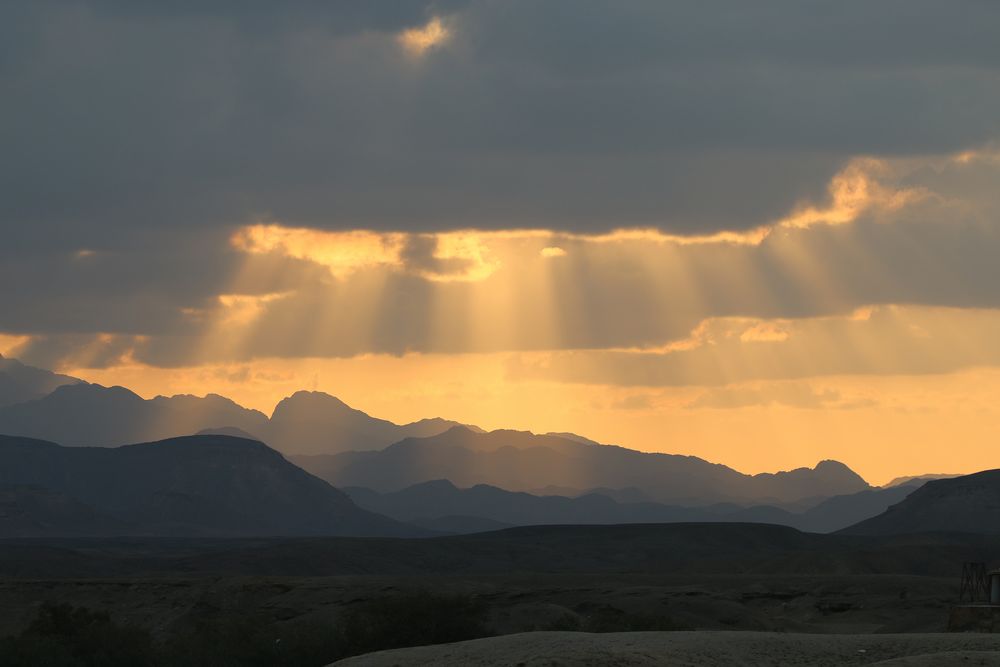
[49,382,144,402]
[815,460,852,472]
[195,426,262,441]
[0,354,84,408]
[271,391,353,418]
[121,434,282,463]
[290,390,348,405]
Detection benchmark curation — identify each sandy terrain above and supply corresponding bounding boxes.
[332,631,1000,666]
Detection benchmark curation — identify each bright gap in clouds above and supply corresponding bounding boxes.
[398,17,450,56]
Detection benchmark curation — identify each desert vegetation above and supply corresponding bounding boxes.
[0,593,496,666]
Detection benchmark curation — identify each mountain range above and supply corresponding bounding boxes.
[295,426,870,505]
[0,353,991,540]
[345,477,921,534]
[0,380,476,455]
[0,357,873,507]
[882,473,961,488]
[0,433,418,538]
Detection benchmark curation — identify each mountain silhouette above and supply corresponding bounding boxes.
[843,470,1000,535]
[0,485,126,537]
[196,426,263,440]
[345,476,922,534]
[346,480,748,529]
[788,482,922,533]
[0,383,269,447]
[0,378,476,454]
[0,353,81,408]
[882,473,961,488]
[0,434,419,537]
[298,426,870,505]
[0,356,918,515]
[266,390,481,455]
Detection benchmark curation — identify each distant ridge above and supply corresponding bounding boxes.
[0,383,269,448]
[297,427,870,505]
[882,473,961,488]
[267,390,481,455]
[0,355,927,513]
[0,372,479,455]
[0,433,420,538]
[345,477,922,534]
[0,353,81,408]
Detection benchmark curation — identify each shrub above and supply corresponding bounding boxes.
[337,591,492,657]
[0,603,154,667]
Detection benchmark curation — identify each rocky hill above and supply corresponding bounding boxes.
[843,469,1000,535]
[0,434,418,538]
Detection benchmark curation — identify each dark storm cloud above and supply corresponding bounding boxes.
[4,1,1000,369]
[2,1,999,239]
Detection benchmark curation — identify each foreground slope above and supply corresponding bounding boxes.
[300,427,869,505]
[844,469,1000,535]
[0,434,417,537]
[331,631,1000,667]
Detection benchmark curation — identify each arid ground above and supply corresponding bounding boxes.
[332,631,1000,666]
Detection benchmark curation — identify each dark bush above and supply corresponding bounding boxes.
[160,612,279,667]
[0,593,498,665]
[337,591,492,657]
[0,603,154,667]
[162,613,346,667]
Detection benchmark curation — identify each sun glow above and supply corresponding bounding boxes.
[231,225,405,278]
[398,17,450,56]
[777,158,925,229]
[0,334,32,357]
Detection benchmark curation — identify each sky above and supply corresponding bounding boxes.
[3,1,1000,483]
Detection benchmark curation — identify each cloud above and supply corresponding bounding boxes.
[9,333,139,371]
[398,16,451,56]
[4,149,1000,370]
[4,3,1000,381]
[687,382,874,410]
[2,1,999,242]
[609,393,657,411]
[507,305,1000,388]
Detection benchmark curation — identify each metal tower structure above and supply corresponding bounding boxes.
[959,562,989,603]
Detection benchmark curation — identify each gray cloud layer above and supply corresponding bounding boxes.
[4,2,1000,378]
[5,150,1000,369]
[3,0,999,243]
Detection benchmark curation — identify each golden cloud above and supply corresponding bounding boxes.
[397,17,450,56]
